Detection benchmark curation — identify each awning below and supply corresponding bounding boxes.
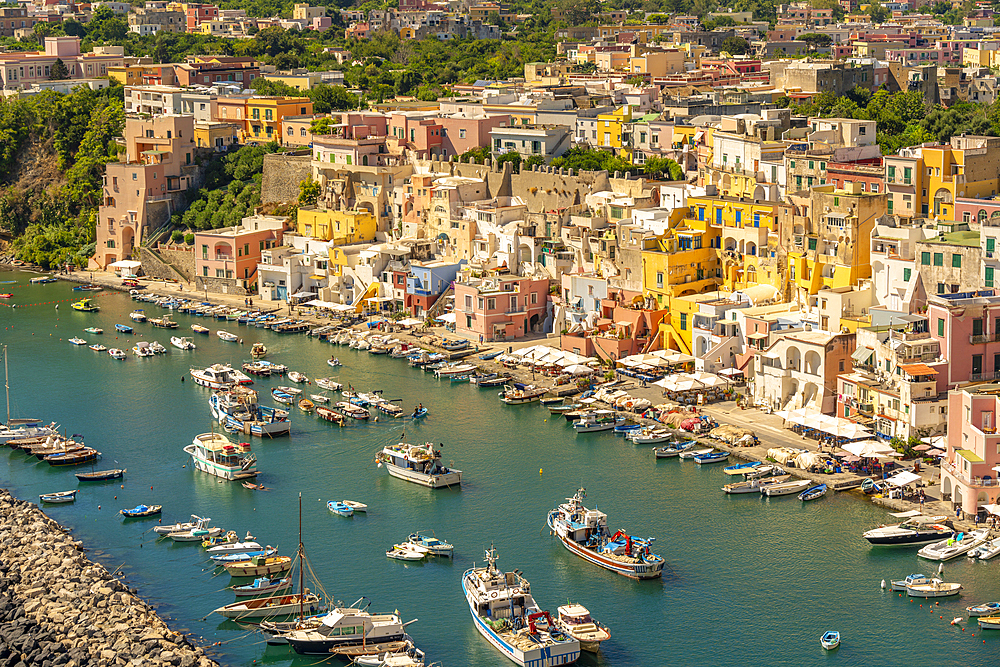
[759,349,780,360]
[437,312,457,323]
[693,129,705,141]
[397,318,423,327]
[851,347,874,363]
[304,299,341,309]
[981,503,1000,515]
[747,333,768,339]
[899,362,938,376]
[956,448,985,463]
[291,291,317,298]
[886,470,922,487]
[109,260,142,269]
[309,274,326,280]
[718,367,744,376]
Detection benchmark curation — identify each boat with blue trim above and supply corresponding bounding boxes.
[462,546,580,666]
[210,387,290,437]
[547,488,664,580]
[693,451,730,465]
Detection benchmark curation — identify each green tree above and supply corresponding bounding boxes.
[459,146,491,163]
[643,156,684,181]
[311,85,359,112]
[298,177,320,206]
[559,0,601,25]
[798,32,832,48]
[48,58,69,80]
[868,4,889,23]
[310,116,334,135]
[720,36,750,55]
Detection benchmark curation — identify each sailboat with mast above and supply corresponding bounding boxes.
[0,345,58,444]
[212,493,322,620]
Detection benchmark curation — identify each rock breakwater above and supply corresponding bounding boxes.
[0,489,219,667]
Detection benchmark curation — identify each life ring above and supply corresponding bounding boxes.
[490,591,498,599]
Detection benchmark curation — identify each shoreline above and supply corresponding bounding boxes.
[0,488,218,667]
[52,270,975,533]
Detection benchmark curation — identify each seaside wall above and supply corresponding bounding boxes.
[0,489,218,667]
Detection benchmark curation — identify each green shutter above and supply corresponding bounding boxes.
[933,253,943,266]
[953,254,962,268]
[987,266,995,287]
[989,238,996,252]
[938,318,944,336]
[921,251,930,265]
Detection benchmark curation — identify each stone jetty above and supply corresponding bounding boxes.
[0,489,218,667]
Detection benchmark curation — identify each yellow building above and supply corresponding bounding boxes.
[920,135,1000,218]
[594,105,633,157]
[297,208,378,246]
[194,121,241,152]
[245,96,313,145]
[640,214,722,352]
[264,71,323,91]
[108,65,145,86]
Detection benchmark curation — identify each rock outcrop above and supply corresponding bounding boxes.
[0,489,219,667]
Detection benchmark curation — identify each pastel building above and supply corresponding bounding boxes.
[405,259,464,317]
[942,385,1000,517]
[0,37,124,90]
[194,214,286,293]
[454,273,550,341]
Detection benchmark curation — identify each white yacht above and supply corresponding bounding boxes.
[170,336,196,350]
[183,432,258,481]
[375,442,462,488]
[190,364,239,389]
[917,528,990,561]
[284,607,410,656]
[555,604,610,653]
[463,546,580,666]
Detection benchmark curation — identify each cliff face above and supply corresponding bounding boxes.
[0,489,219,667]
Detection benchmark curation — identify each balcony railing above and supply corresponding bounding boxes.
[943,461,999,487]
[970,333,1000,344]
[969,371,999,382]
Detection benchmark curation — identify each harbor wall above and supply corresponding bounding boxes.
[0,488,219,667]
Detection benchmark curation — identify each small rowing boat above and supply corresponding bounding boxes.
[120,504,162,518]
[39,490,77,504]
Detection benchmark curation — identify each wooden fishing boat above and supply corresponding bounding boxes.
[336,402,370,420]
[213,592,321,619]
[271,389,295,405]
[250,342,267,358]
[316,378,342,391]
[316,406,345,425]
[115,324,133,334]
[75,468,126,481]
[45,448,100,466]
[120,504,162,518]
[327,501,353,517]
[820,631,840,650]
[83,327,103,334]
[342,500,367,513]
[309,394,329,404]
[39,490,77,504]
[798,483,828,501]
[298,398,315,413]
[288,371,309,384]
[224,555,293,577]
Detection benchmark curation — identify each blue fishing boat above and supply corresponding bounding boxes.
[120,504,162,518]
[449,374,470,383]
[231,576,292,597]
[327,500,353,517]
[411,407,428,419]
[210,547,277,562]
[820,631,840,650]
[115,324,133,334]
[479,350,502,360]
[693,451,730,465]
[723,461,762,474]
[798,483,828,501]
[613,423,643,434]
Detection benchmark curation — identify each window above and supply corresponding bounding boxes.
[656,272,663,288]
[952,254,962,268]
[989,238,996,253]
[987,266,995,288]
[888,165,896,179]
[202,245,208,259]
[680,313,687,330]
[938,283,945,294]
[203,266,208,276]
[921,251,930,265]
[833,196,839,207]
[808,237,817,251]
[933,253,943,266]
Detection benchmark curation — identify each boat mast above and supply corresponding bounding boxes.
[4,345,8,425]
[298,491,304,623]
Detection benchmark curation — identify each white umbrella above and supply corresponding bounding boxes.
[842,440,896,458]
[562,364,593,376]
[981,503,1000,516]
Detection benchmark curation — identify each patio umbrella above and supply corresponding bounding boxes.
[842,440,896,458]
[926,448,945,456]
[562,364,593,376]
[981,503,1000,516]
[913,444,932,452]
[844,456,862,462]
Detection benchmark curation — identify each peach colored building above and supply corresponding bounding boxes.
[454,273,550,341]
[387,112,444,159]
[91,115,197,270]
[438,114,511,157]
[194,214,286,293]
[942,385,1000,517]
[0,37,124,90]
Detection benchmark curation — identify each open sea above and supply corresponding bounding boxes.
[1,269,999,666]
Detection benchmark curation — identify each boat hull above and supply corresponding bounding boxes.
[384,461,461,488]
[183,444,258,481]
[551,532,663,580]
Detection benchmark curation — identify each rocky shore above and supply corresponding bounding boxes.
[0,489,218,667]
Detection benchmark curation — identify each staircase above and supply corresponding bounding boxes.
[425,284,454,321]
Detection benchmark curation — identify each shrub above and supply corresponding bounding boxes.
[184,233,194,245]
[171,230,184,243]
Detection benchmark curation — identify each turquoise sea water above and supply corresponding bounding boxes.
[1,270,999,667]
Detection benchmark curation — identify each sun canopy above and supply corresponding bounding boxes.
[303,299,342,309]
[290,291,317,298]
[842,439,896,458]
[981,503,1000,516]
[109,260,141,269]
[437,312,457,323]
[886,470,922,487]
[397,318,423,327]
[562,364,594,376]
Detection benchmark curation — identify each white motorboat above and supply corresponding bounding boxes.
[129,309,146,322]
[283,607,410,656]
[170,336,196,350]
[547,488,663,580]
[310,394,330,404]
[207,540,264,555]
[153,514,208,536]
[386,543,427,561]
[190,364,239,389]
[890,573,929,592]
[354,649,425,667]
[573,410,619,433]
[863,514,953,547]
[342,500,367,513]
[191,324,210,334]
[652,442,694,458]
[217,330,239,342]
[970,537,1000,560]
[132,342,155,357]
[761,479,812,497]
[149,341,167,354]
[69,337,87,346]
[316,378,343,391]
[906,578,962,598]
[89,344,107,352]
[918,528,990,561]
[210,387,291,438]
[499,384,548,405]
[629,428,672,445]
[434,363,477,377]
[744,464,783,479]
[278,385,303,396]
[463,546,580,666]
[288,371,309,383]
[183,432,258,481]
[169,524,223,542]
[678,448,713,460]
[556,604,610,652]
[722,474,791,494]
[108,348,127,360]
[407,531,453,557]
[375,442,461,488]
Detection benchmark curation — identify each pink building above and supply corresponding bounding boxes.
[186,3,219,32]
[387,112,444,159]
[942,385,1000,516]
[454,274,550,341]
[346,22,370,39]
[439,114,511,157]
[91,115,196,270]
[0,36,124,90]
[194,214,286,294]
[927,291,1000,387]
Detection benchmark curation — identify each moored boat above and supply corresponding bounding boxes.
[83,327,103,335]
[906,579,962,598]
[547,488,663,579]
[231,576,293,597]
[129,309,146,322]
[328,501,353,517]
[170,336,196,350]
[653,442,695,458]
[798,484,828,501]
[407,531,453,557]
[967,601,1000,617]
[190,364,239,389]
[108,348,127,360]
[723,461,762,475]
[71,299,99,312]
[337,402,370,420]
[223,555,293,577]
[88,344,107,352]
[210,387,290,437]
[75,468,125,481]
[283,606,410,656]
[693,451,730,465]
[39,490,77,504]
[820,631,840,650]
[316,406,345,425]
[217,330,239,342]
[212,592,321,619]
[722,474,791,494]
[316,377,342,391]
[115,324,133,334]
[890,574,929,591]
[374,442,461,488]
[191,324,209,334]
[761,479,812,497]
[250,342,267,358]
[68,337,87,346]
[917,528,990,561]
[556,604,610,652]
[298,398,315,413]
[183,432,258,481]
[978,617,1000,630]
[462,546,580,666]
[386,543,426,561]
[120,504,162,518]
[499,384,548,405]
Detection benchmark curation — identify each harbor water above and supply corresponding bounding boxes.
[1,272,999,666]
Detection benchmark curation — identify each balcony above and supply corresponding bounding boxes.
[943,461,999,487]
[970,333,1000,344]
[970,371,1000,382]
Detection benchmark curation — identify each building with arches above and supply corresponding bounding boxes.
[942,384,1000,518]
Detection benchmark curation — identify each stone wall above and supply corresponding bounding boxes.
[156,245,196,282]
[195,276,250,296]
[261,152,313,205]
[0,488,218,667]
[139,247,189,283]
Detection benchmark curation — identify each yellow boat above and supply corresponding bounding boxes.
[71,299,99,312]
[223,555,292,577]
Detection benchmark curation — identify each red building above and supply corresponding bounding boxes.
[825,159,885,194]
[185,3,219,32]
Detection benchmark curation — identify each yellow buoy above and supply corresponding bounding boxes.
[539,468,543,475]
